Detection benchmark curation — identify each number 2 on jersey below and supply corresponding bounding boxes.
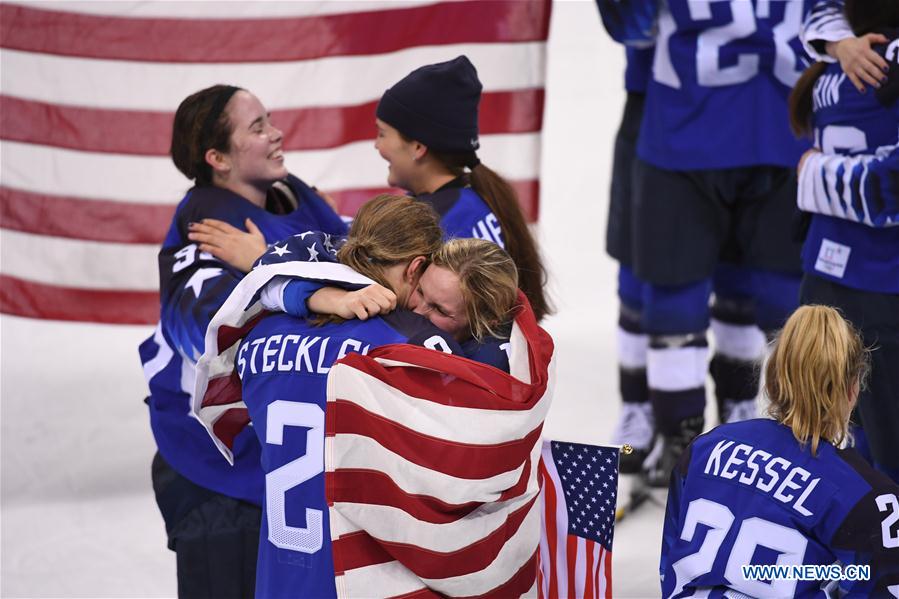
[654,0,804,89]
[266,401,325,554]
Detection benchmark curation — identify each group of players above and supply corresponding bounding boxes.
[599,0,899,595]
[137,0,899,596]
[140,57,550,597]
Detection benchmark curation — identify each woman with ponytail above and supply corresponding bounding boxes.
[788,0,899,484]
[374,55,551,321]
[139,85,346,597]
[660,305,899,598]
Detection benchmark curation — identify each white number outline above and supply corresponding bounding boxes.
[265,401,325,554]
[670,498,809,598]
[654,1,805,89]
[876,493,899,549]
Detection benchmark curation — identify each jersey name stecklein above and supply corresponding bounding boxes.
[703,440,820,517]
[237,333,371,378]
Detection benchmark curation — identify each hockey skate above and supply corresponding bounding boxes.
[611,401,654,474]
[643,415,704,488]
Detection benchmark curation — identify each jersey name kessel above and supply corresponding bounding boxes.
[704,439,819,516]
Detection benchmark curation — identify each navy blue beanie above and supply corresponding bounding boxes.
[376,55,481,153]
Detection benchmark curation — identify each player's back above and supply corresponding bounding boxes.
[238,310,461,599]
[639,0,813,170]
[661,418,899,598]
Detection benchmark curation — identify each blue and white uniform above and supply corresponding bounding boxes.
[661,419,899,598]
[797,30,899,482]
[638,0,813,171]
[418,176,505,249]
[139,175,347,506]
[239,311,463,599]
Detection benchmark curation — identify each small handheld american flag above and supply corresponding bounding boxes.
[538,440,620,598]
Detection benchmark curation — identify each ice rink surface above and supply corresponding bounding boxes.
[1,2,669,596]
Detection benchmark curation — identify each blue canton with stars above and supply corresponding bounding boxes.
[253,230,347,270]
[550,441,619,550]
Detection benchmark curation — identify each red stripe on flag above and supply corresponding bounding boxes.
[216,312,269,354]
[1,90,544,155]
[390,588,440,599]
[331,530,395,574]
[584,539,594,599]
[329,400,542,479]
[0,186,174,244]
[0,179,540,250]
[0,274,158,324]
[461,550,540,599]
[566,535,578,599]
[604,545,613,599]
[210,407,251,451]
[333,496,536,580]
[539,459,560,599]
[335,349,545,412]
[201,372,242,408]
[0,2,550,63]
[328,469,480,524]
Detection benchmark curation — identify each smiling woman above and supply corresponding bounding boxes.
[139,84,347,597]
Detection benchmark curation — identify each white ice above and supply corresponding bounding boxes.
[1,2,668,596]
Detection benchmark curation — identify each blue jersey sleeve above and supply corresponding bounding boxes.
[594,0,657,47]
[159,193,247,361]
[801,0,852,62]
[798,143,899,227]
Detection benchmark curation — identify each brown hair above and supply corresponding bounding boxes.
[765,305,869,455]
[337,194,443,289]
[430,238,519,341]
[789,0,899,137]
[429,148,552,321]
[170,85,242,186]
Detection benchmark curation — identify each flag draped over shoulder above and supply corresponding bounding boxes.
[190,259,556,596]
[0,0,551,324]
[538,440,618,598]
[324,294,554,597]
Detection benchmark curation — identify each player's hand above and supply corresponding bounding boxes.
[308,285,397,320]
[826,34,889,93]
[798,147,820,176]
[187,218,267,273]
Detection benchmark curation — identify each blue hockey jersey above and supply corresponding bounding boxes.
[798,31,899,293]
[139,176,347,504]
[418,177,505,249]
[238,310,463,599]
[638,0,814,170]
[661,418,899,598]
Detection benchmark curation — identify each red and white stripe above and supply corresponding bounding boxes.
[538,442,612,599]
[0,0,550,324]
[190,257,556,595]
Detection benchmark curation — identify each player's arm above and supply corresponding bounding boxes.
[798,143,899,228]
[594,0,657,47]
[829,484,899,596]
[159,200,255,361]
[802,0,888,92]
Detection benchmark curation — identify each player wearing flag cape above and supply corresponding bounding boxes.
[192,195,555,597]
[138,85,346,597]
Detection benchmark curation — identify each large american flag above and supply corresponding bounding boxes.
[190,258,556,596]
[0,0,550,324]
[538,440,618,598]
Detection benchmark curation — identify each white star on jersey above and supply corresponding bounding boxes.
[185,268,222,297]
[270,244,291,257]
